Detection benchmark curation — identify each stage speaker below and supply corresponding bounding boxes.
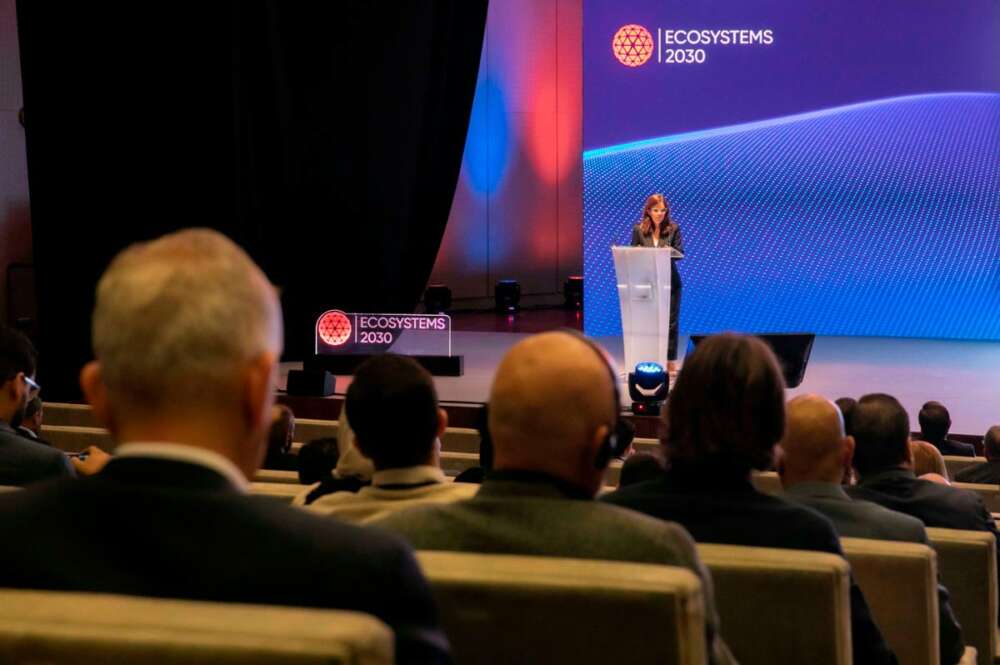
[689,333,815,389]
[286,369,336,397]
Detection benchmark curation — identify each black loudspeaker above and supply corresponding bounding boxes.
[286,369,336,397]
[689,333,815,389]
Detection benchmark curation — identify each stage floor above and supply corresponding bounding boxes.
[282,324,1000,438]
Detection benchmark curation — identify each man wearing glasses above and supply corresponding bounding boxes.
[0,325,74,485]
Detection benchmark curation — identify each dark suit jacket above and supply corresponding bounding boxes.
[630,223,684,287]
[0,420,73,486]
[848,467,1000,626]
[602,467,898,665]
[930,438,976,457]
[786,482,964,665]
[373,470,735,665]
[954,460,1000,485]
[847,469,998,536]
[0,456,450,664]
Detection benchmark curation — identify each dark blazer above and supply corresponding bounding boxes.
[930,438,977,457]
[0,456,450,664]
[373,471,736,665]
[630,223,684,287]
[954,460,1000,485]
[847,468,998,536]
[786,482,964,665]
[0,420,73,486]
[848,467,1000,625]
[602,467,899,665]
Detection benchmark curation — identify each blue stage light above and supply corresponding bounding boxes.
[629,362,669,414]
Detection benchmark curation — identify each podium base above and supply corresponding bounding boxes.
[305,354,464,377]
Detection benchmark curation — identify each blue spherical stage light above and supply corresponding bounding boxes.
[628,362,669,415]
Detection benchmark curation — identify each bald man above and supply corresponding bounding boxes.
[779,394,927,542]
[374,331,737,665]
[780,395,966,665]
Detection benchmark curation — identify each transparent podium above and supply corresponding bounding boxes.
[612,246,683,373]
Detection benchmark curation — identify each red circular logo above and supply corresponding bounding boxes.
[612,24,654,67]
[317,310,352,346]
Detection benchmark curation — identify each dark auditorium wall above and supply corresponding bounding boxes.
[0,0,31,326]
[428,0,583,302]
[17,2,487,400]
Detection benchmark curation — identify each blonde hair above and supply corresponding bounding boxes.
[910,440,948,480]
[92,228,282,415]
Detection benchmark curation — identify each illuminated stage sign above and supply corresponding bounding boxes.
[315,310,452,357]
[612,23,773,67]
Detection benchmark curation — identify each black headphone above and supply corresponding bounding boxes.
[561,329,633,469]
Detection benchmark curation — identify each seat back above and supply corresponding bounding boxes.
[254,469,301,484]
[696,543,851,665]
[926,528,997,665]
[750,470,783,496]
[249,482,304,504]
[952,482,1000,513]
[943,456,986,479]
[38,402,97,427]
[0,588,392,665]
[39,425,116,453]
[841,537,939,665]
[415,551,706,665]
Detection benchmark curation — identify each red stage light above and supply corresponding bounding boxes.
[612,25,653,67]
[317,310,352,346]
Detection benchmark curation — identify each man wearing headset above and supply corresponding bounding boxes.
[373,330,736,665]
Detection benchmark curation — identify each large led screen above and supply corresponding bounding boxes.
[583,1,1000,340]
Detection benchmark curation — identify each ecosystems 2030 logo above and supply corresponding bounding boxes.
[613,23,774,66]
[612,24,654,67]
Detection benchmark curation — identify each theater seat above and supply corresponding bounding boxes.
[249,482,303,503]
[841,537,977,665]
[38,425,115,454]
[944,456,986,479]
[415,551,706,665]
[750,470,783,496]
[696,543,851,665]
[952,482,1000,513]
[925,528,997,665]
[0,588,392,664]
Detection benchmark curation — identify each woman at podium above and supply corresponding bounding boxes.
[630,193,684,373]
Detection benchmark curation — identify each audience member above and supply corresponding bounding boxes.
[303,354,476,522]
[848,394,997,536]
[453,405,493,484]
[847,393,1000,619]
[0,229,450,663]
[262,404,296,470]
[295,407,374,504]
[909,440,949,481]
[296,437,339,485]
[14,395,48,445]
[954,426,1000,485]
[0,325,74,485]
[778,394,964,665]
[835,396,857,435]
[919,401,975,457]
[619,451,665,487]
[602,333,898,665]
[374,331,736,665]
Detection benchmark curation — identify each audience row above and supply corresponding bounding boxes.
[1,227,998,665]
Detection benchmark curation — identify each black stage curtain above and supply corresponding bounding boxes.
[16,1,487,399]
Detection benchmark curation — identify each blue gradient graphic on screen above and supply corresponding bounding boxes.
[584,94,1000,339]
[583,1,1000,341]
